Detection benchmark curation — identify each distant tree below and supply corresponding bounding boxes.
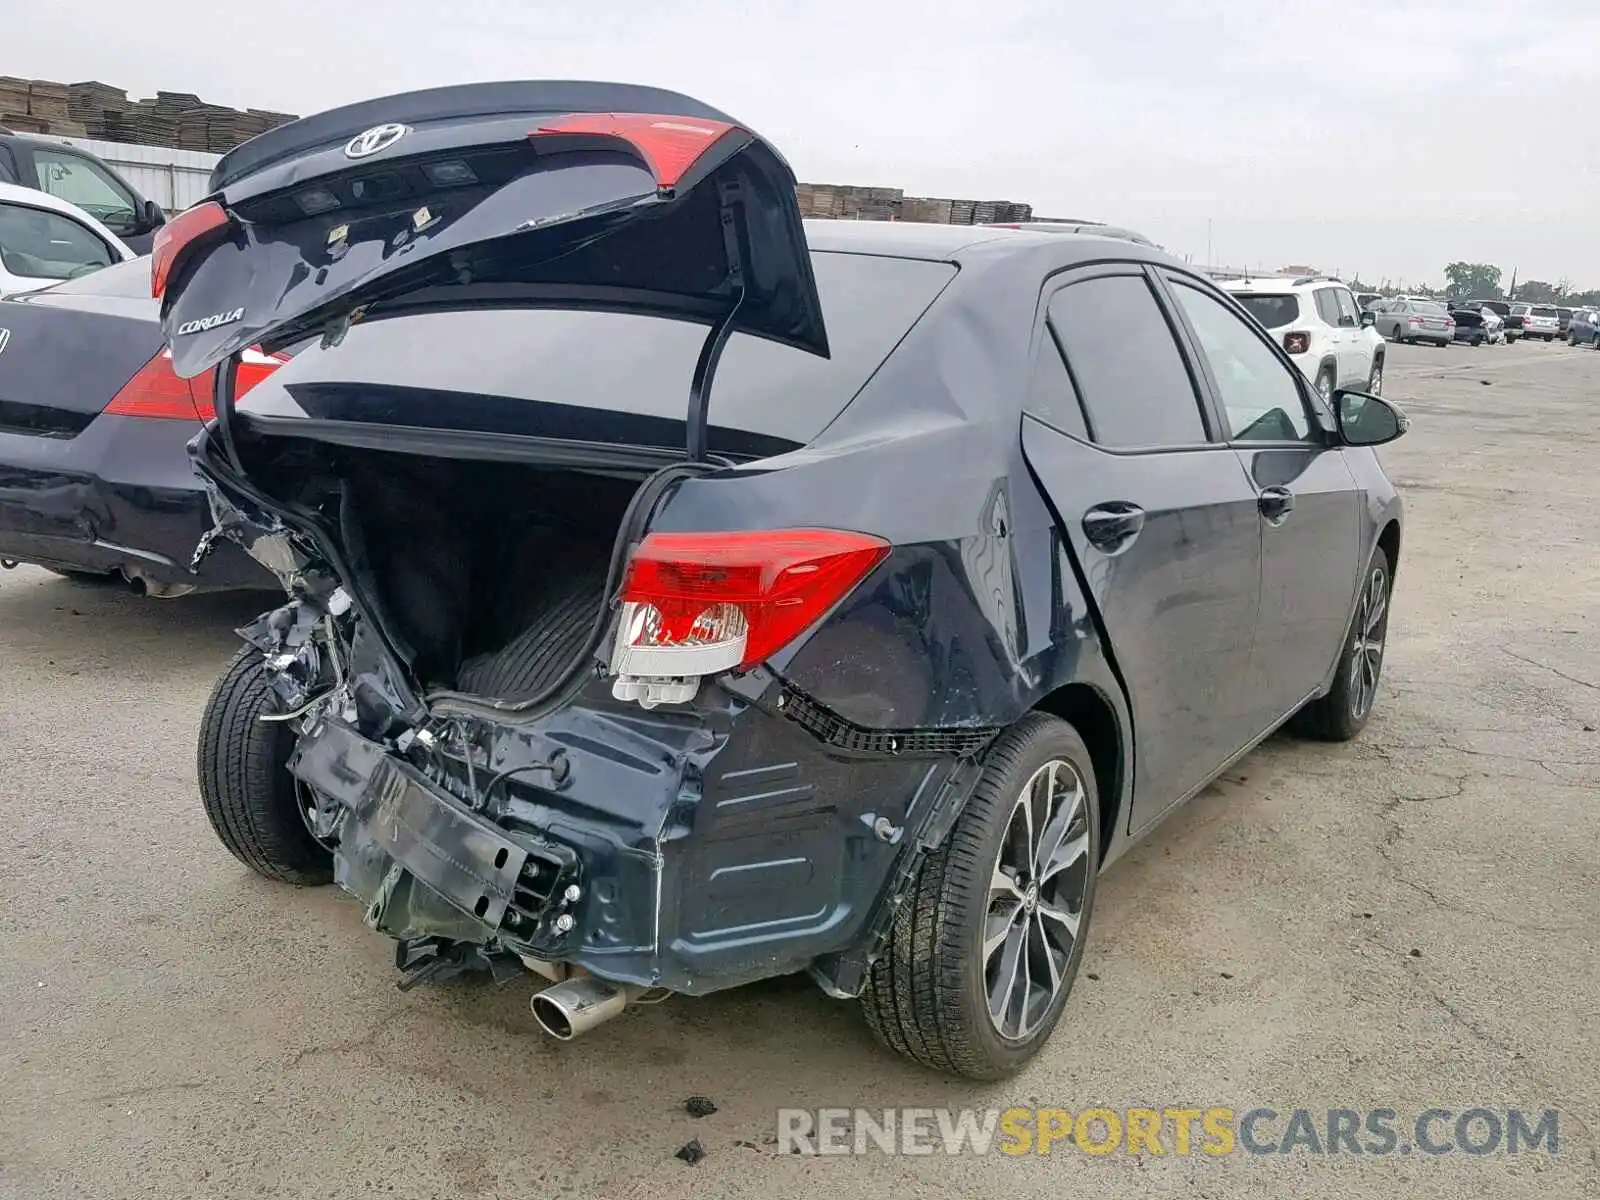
[1444,261,1502,298]
[1571,289,1600,308]
[1516,280,1561,303]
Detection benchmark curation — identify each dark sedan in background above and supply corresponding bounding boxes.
[0,257,278,594]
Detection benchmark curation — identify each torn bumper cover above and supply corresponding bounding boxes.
[281,678,968,997]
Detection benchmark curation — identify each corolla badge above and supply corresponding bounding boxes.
[175,308,245,336]
[0,328,10,357]
[344,123,408,159]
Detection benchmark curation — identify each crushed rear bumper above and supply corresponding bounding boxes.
[285,672,976,997]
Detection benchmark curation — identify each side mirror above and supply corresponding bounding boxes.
[1334,390,1409,447]
[141,200,166,230]
[1360,310,1376,327]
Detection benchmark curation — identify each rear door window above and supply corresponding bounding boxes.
[1047,274,1209,448]
[0,201,117,280]
[1333,288,1361,327]
[1026,320,1089,440]
[1313,288,1342,325]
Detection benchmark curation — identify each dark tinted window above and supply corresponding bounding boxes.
[1531,306,1557,318]
[1413,301,1446,315]
[1048,275,1207,448]
[1026,322,1088,439]
[1233,293,1299,328]
[1171,281,1313,442]
[240,252,957,447]
[1313,288,1341,324]
[0,201,116,280]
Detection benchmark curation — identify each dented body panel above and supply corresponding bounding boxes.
[174,212,1162,998]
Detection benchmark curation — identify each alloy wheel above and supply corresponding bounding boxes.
[1368,363,1383,395]
[1349,561,1390,720]
[1316,373,1333,403]
[984,759,1091,1042]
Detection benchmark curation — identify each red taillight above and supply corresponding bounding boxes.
[1408,315,1423,324]
[613,528,890,687]
[104,347,286,421]
[150,200,229,299]
[1283,331,1310,354]
[529,113,739,189]
[1445,317,1455,328]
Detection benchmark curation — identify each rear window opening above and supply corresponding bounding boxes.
[238,251,958,451]
[1233,294,1299,329]
[1530,306,1558,318]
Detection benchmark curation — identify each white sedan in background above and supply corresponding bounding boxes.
[0,181,134,298]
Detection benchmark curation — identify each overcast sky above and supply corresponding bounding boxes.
[14,0,1600,286]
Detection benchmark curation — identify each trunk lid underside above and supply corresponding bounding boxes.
[159,81,829,395]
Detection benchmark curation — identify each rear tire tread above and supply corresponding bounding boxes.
[197,646,332,885]
[860,713,1096,1079]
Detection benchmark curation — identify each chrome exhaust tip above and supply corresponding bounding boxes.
[530,977,633,1040]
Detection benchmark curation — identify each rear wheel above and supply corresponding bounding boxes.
[1289,547,1392,742]
[197,646,333,885]
[1367,357,1384,395]
[1315,367,1335,404]
[860,713,1099,1079]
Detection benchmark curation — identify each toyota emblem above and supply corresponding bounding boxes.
[344,123,408,159]
[0,329,10,358]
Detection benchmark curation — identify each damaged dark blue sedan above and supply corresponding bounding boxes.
[157,81,1408,1079]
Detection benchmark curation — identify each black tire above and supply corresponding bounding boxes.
[860,713,1099,1079]
[1314,366,1336,404]
[1367,356,1384,395]
[197,645,333,885]
[1289,546,1393,742]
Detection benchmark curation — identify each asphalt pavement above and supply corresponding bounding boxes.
[1,338,1596,1199]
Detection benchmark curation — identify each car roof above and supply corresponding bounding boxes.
[801,218,1179,270]
[1220,277,1343,294]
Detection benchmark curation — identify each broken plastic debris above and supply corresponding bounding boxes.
[674,1139,706,1165]
[685,1096,717,1118]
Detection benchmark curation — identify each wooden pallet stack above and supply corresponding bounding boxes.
[67,80,132,138]
[0,76,87,136]
[4,74,299,152]
[797,183,1033,227]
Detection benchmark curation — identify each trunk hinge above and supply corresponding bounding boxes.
[211,349,244,474]
[685,180,748,463]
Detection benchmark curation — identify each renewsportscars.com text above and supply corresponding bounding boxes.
[777,1106,1560,1157]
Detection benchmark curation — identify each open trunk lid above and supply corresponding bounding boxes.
[155,81,829,399]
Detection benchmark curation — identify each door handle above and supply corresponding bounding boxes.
[1258,486,1294,523]
[1082,502,1145,553]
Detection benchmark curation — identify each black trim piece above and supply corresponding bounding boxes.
[778,687,998,757]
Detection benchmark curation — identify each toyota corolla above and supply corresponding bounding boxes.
[156,80,1408,1079]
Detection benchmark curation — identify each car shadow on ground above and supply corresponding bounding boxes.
[0,566,278,673]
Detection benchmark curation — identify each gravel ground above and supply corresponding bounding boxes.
[1,339,1596,1199]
